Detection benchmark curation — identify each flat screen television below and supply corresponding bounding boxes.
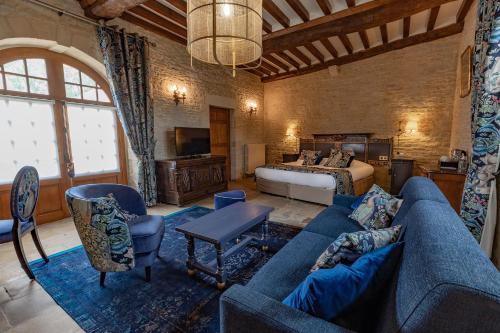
[175,127,211,157]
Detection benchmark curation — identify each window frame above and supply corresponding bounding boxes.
[0,47,127,189]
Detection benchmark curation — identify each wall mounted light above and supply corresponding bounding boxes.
[247,100,257,116]
[395,120,418,155]
[171,85,186,105]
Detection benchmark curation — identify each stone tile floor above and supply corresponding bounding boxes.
[0,180,325,332]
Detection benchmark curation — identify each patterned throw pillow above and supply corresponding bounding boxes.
[349,184,403,230]
[324,149,354,168]
[299,150,321,166]
[311,225,402,272]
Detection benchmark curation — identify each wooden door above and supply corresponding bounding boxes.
[209,107,231,180]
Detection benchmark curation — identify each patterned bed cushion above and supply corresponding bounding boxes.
[299,150,322,166]
[349,184,403,230]
[324,149,354,168]
[311,225,402,272]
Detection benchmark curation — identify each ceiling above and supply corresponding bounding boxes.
[77,0,474,82]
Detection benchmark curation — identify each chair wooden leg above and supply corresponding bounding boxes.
[100,272,106,287]
[13,231,35,280]
[145,266,151,282]
[31,227,49,263]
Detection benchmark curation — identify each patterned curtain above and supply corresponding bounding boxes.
[461,1,500,241]
[96,27,157,206]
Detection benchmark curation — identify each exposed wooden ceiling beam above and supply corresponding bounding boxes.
[142,0,186,27]
[275,51,301,68]
[264,54,290,71]
[380,24,388,44]
[262,22,463,83]
[78,0,149,19]
[263,0,457,55]
[320,38,338,58]
[244,68,264,77]
[165,0,186,13]
[261,60,281,74]
[128,6,186,38]
[263,19,273,33]
[285,0,310,22]
[120,12,186,44]
[339,34,353,54]
[289,47,312,66]
[457,0,474,22]
[427,6,440,31]
[256,65,272,76]
[316,0,332,15]
[243,62,273,76]
[304,43,325,63]
[263,0,290,28]
[403,16,411,38]
[346,0,356,7]
[359,30,370,49]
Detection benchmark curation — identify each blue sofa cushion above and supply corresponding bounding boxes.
[128,215,165,254]
[303,205,363,238]
[283,243,403,323]
[311,225,402,272]
[246,231,334,301]
[350,194,366,210]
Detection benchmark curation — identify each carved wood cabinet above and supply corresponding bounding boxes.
[156,156,228,206]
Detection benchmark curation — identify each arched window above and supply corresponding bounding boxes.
[0,48,127,223]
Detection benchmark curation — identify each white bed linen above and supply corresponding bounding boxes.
[255,159,374,189]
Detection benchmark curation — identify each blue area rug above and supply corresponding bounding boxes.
[31,206,299,333]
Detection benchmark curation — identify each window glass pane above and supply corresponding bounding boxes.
[81,72,96,87]
[5,74,28,92]
[0,96,60,183]
[0,73,3,90]
[67,104,119,176]
[29,78,49,95]
[4,60,25,75]
[26,59,47,78]
[98,89,111,103]
[65,83,81,99]
[63,64,80,84]
[82,86,97,101]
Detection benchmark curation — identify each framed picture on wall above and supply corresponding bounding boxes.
[460,46,472,98]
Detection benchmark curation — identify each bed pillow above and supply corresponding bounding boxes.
[349,184,403,230]
[300,150,321,166]
[325,149,354,168]
[283,242,404,323]
[311,225,402,272]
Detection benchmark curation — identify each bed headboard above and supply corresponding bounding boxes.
[299,134,392,165]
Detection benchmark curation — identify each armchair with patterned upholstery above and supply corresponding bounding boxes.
[65,184,164,287]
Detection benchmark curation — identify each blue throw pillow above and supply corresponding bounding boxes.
[282,242,403,323]
[350,194,366,210]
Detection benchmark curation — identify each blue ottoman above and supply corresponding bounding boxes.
[214,190,246,210]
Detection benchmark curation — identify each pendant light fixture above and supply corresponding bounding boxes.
[187,0,263,77]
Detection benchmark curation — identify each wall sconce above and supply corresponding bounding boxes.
[395,120,418,155]
[171,85,186,105]
[247,100,257,116]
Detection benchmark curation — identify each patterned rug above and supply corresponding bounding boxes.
[30,206,299,333]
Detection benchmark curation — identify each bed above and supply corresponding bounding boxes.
[255,134,392,205]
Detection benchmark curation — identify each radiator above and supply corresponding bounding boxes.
[244,144,266,175]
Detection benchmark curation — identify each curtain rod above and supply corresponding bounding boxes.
[26,0,157,47]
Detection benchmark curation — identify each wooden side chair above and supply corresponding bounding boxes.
[0,166,49,279]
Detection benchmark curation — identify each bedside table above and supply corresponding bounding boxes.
[419,166,466,213]
[282,153,300,163]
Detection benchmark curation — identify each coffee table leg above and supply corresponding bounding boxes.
[262,217,269,251]
[186,236,196,276]
[215,244,226,289]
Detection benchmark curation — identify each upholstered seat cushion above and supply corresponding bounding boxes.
[303,205,364,238]
[0,220,32,244]
[246,231,334,301]
[128,215,165,254]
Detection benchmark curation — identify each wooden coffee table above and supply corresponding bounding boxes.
[175,202,274,289]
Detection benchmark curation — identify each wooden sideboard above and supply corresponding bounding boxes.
[419,166,466,213]
[156,156,228,206]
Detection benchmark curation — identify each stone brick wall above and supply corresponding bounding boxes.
[0,0,264,185]
[264,34,462,170]
[450,0,477,154]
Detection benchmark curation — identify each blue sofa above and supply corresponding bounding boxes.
[220,177,500,332]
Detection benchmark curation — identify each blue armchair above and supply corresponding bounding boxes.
[65,184,164,287]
